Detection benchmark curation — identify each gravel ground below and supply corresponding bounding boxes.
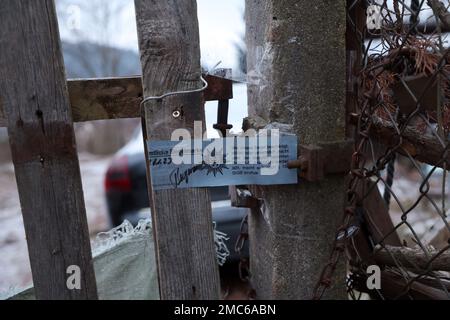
[0,153,112,294]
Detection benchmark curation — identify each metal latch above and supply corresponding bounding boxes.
[287,140,354,182]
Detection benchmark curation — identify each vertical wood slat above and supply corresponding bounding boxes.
[0,1,97,299]
[134,0,221,299]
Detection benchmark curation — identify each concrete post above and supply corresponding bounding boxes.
[245,0,348,299]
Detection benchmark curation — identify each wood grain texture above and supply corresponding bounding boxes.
[349,181,402,265]
[0,0,97,299]
[370,116,450,170]
[379,270,449,300]
[365,270,449,300]
[360,181,402,246]
[68,77,143,123]
[375,245,450,272]
[134,0,220,300]
[0,74,232,127]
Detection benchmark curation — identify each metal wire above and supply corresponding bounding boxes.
[140,76,208,106]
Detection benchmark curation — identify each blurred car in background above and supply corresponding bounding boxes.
[104,127,249,263]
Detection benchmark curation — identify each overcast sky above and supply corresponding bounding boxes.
[56,0,245,72]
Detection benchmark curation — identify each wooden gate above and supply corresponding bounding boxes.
[0,0,231,300]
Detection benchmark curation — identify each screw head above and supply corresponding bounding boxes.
[172,110,181,118]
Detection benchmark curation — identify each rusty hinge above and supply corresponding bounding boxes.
[287,140,354,182]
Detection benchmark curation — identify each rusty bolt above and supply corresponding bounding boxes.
[287,156,309,170]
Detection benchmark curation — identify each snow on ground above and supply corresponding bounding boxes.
[0,153,112,293]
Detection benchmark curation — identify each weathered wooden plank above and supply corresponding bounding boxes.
[0,74,232,127]
[361,181,402,246]
[349,180,402,266]
[134,0,220,300]
[68,77,143,123]
[369,116,450,170]
[355,269,449,300]
[378,271,449,300]
[374,245,450,272]
[0,0,97,299]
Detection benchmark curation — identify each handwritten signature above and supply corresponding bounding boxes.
[169,162,229,188]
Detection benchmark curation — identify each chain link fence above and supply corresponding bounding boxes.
[316,0,450,300]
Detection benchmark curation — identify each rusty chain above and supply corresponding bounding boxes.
[235,213,250,282]
[312,135,369,299]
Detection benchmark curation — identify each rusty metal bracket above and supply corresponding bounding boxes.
[229,185,261,209]
[288,140,354,182]
[208,69,234,137]
[213,99,233,136]
[392,74,439,116]
[203,70,233,102]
